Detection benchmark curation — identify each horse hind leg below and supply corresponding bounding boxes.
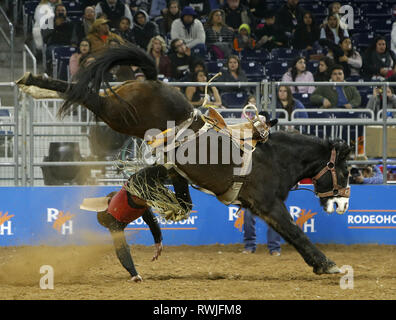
[251,199,340,275]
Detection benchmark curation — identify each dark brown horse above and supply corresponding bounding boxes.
[17,44,352,275]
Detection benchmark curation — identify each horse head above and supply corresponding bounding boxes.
[313,139,352,215]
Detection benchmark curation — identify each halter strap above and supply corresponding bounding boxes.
[312,148,350,198]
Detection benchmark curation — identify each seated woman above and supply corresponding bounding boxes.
[366,86,396,120]
[292,11,320,51]
[314,56,334,82]
[147,35,172,78]
[281,56,315,94]
[204,9,234,59]
[69,39,92,80]
[185,70,223,109]
[324,37,362,79]
[217,55,249,94]
[276,85,308,133]
[115,16,135,44]
[362,35,396,80]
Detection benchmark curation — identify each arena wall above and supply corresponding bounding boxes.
[0,185,395,246]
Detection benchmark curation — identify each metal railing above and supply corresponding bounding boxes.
[23,44,37,74]
[0,5,14,81]
[2,79,396,186]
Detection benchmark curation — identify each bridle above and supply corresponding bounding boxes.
[312,148,351,199]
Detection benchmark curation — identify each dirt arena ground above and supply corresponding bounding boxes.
[0,243,395,300]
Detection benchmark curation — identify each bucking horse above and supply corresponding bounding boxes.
[16,44,352,275]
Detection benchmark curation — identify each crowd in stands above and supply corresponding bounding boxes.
[23,0,396,119]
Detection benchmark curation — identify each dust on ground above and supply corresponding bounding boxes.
[0,244,395,300]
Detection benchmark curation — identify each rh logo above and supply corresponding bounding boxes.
[47,208,75,235]
[0,211,14,236]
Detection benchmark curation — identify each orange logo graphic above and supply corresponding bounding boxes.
[0,212,14,226]
[234,209,245,232]
[52,211,75,232]
[296,209,317,229]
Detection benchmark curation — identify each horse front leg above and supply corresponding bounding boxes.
[251,199,340,275]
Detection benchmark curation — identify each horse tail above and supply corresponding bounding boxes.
[58,44,158,118]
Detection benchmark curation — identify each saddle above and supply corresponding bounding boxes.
[201,105,272,149]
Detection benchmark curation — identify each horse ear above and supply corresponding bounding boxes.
[330,140,352,160]
[267,119,278,127]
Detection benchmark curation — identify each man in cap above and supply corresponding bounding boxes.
[170,6,205,52]
[86,17,125,55]
[95,0,133,30]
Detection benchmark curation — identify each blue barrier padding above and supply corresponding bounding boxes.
[0,185,396,246]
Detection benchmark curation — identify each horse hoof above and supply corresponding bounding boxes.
[15,72,32,85]
[313,263,341,275]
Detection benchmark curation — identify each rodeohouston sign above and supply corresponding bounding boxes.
[0,185,395,246]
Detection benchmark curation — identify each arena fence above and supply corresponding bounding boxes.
[1,80,396,186]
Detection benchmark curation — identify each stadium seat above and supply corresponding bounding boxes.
[23,0,39,38]
[240,48,271,64]
[264,61,289,81]
[221,92,249,109]
[368,19,393,34]
[360,3,391,17]
[306,61,319,74]
[293,93,311,107]
[206,61,226,75]
[351,33,375,51]
[241,61,264,82]
[271,48,302,61]
[52,46,77,80]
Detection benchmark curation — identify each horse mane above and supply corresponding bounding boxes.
[266,131,350,162]
[58,44,158,119]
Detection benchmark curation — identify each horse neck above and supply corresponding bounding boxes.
[273,133,331,185]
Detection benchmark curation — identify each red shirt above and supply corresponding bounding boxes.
[107,187,147,223]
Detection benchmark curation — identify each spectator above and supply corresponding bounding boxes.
[185,70,223,108]
[242,210,282,256]
[159,0,180,36]
[130,0,151,14]
[170,6,206,52]
[149,0,168,18]
[147,35,172,78]
[221,0,252,32]
[81,0,101,10]
[362,36,396,80]
[254,10,287,51]
[326,37,362,79]
[248,0,267,19]
[233,23,256,52]
[281,56,315,94]
[180,59,207,82]
[180,0,211,18]
[204,9,234,59]
[292,11,320,50]
[43,4,76,70]
[277,85,308,120]
[32,0,62,51]
[366,86,396,120]
[320,12,348,45]
[115,16,135,44]
[314,56,334,81]
[391,21,396,56]
[349,155,383,184]
[323,2,348,31]
[217,54,249,93]
[168,38,197,79]
[310,64,361,109]
[95,0,133,30]
[69,38,92,79]
[72,6,96,46]
[276,0,306,36]
[131,10,160,50]
[86,17,125,55]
